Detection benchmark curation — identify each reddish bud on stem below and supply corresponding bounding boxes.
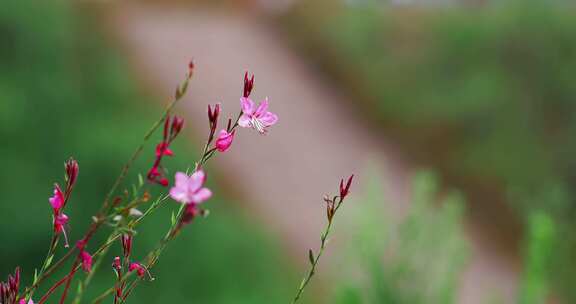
[339,174,354,199]
[243,71,255,98]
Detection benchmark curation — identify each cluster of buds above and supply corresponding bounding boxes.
[112,235,152,300]
[48,158,79,247]
[0,268,20,304]
[147,115,184,186]
[324,175,354,222]
[209,103,236,153]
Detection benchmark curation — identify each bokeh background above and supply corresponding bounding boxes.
[1,0,574,303]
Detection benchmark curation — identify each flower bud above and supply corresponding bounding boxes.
[65,158,79,189]
[112,256,122,271]
[121,234,133,257]
[339,174,354,199]
[243,71,255,98]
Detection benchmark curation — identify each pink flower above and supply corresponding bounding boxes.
[80,250,93,273]
[215,130,235,152]
[129,263,146,278]
[238,97,278,134]
[112,256,121,271]
[54,214,68,233]
[49,184,64,211]
[19,299,33,304]
[169,170,212,205]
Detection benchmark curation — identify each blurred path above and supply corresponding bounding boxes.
[107,4,518,303]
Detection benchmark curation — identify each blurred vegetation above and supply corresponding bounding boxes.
[0,1,295,303]
[280,0,576,301]
[333,171,469,304]
[518,211,555,304]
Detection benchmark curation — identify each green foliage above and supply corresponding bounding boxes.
[518,211,555,304]
[334,170,469,304]
[0,1,294,302]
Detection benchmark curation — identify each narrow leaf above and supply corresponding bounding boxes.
[308,249,315,265]
[46,254,54,268]
[171,211,176,226]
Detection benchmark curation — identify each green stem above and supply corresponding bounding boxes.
[291,199,343,304]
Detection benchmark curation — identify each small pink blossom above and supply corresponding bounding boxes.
[169,170,212,205]
[238,97,278,134]
[80,250,93,273]
[54,214,68,233]
[215,129,235,152]
[112,256,121,270]
[49,184,64,211]
[155,142,173,157]
[129,263,146,278]
[19,299,33,304]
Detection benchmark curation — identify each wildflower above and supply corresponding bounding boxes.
[238,97,278,134]
[54,213,69,247]
[19,299,33,304]
[54,214,69,233]
[169,170,212,205]
[129,262,153,280]
[80,250,93,273]
[49,184,64,211]
[215,129,235,152]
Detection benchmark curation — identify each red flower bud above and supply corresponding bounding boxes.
[121,234,133,257]
[65,158,79,189]
[170,116,184,139]
[112,256,121,271]
[243,71,255,98]
[159,178,169,187]
[339,174,354,199]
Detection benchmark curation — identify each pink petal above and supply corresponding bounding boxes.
[188,170,206,192]
[191,188,212,204]
[240,97,254,115]
[260,111,278,126]
[238,114,252,128]
[215,130,235,152]
[254,98,269,117]
[169,186,190,204]
[174,172,189,189]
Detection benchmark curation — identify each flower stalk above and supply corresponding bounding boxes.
[291,175,354,304]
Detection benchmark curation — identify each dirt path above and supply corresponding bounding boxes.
[107,4,518,303]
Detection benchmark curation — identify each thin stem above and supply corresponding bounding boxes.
[27,233,59,300]
[291,198,344,304]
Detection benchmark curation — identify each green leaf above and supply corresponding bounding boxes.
[33,268,38,284]
[138,174,144,187]
[46,254,54,268]
[171,211,176,226]
[308,249,315,265]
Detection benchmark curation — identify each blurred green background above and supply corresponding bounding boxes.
[1,0,576,303]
